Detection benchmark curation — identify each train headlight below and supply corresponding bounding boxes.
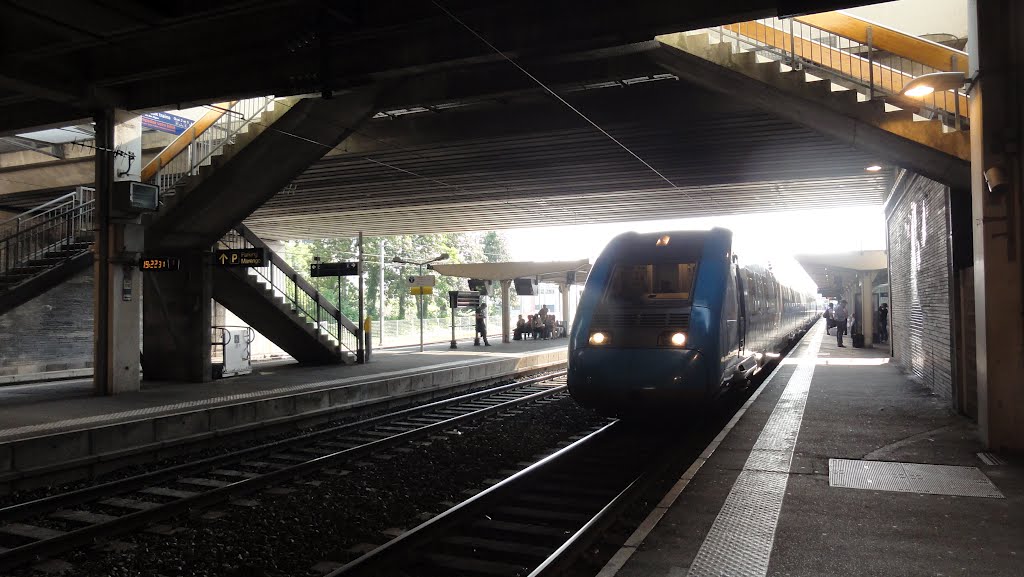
[658,331,687,346]
[589,331,610,345]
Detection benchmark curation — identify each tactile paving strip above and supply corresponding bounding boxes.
[687,325,823,577]
[829,459,1004,498]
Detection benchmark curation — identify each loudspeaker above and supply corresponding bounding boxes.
[468,279,488,296]
[514,278,538,295]
[566,271,576,285]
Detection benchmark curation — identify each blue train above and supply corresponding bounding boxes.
[568,228,819,416]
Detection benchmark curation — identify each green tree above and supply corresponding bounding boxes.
[280,230,515,322]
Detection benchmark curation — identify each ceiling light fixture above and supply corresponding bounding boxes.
[900,71,967,98]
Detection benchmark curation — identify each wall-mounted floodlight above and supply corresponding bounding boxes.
[900,71,966,98]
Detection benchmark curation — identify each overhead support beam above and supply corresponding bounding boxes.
[649,43,971,190]
[147,86,387,250]
[0,74,79,104]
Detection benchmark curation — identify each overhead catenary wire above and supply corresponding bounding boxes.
[429,0,716,209]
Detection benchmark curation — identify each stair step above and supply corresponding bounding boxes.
[828,89,860,107]
[730,50,758,68]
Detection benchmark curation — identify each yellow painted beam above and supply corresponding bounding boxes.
[725,21,968,119]
[796,12,969,74]
[140,102,235,183]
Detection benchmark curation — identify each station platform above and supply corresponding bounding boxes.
[0,338,566,493]
[602,322,1023,577]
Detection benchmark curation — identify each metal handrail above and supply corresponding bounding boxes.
[0,187,95,279]
[217,224,360,355]
[145,97,277,195]
[704,15,969,128]
[0,191,78,229]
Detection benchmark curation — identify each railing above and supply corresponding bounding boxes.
[0,187,95,279]
[701,11,969,128]
[142,97,277,194]
[217,224,360,355]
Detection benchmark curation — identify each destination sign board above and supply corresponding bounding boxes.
[311,261,360,277]
[215,248,267,267]
[139,256,181,271]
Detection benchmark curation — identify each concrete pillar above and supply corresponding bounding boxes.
[143,251,212,382]
[859,271,874,346]
[968,0,1024,451]
[501,280,511,344]
[93,110,144,395]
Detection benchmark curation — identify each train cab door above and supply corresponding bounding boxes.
[719,263,742,383]
[735,265,747,355]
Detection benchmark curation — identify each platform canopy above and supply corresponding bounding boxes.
[795,251,887,272]
[430,259,590,285]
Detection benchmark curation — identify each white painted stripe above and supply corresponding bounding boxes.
[686,325,823,577]
[594,324,821,577]
[0,348,564,439]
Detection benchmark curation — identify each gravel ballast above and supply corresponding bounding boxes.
[11,396,605,577]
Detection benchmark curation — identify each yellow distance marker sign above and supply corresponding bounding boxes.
[410,286,434,295]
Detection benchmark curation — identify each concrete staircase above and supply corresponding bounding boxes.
[146,89,382,250]
[212,265,352,365]
[653,31,971,189]
[0,234,93,316]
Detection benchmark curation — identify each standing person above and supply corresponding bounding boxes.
[834,300,849,347]
[538,304,549,324]
[474,302,491,346]
[878,303,889,342]
[824,302,835,335]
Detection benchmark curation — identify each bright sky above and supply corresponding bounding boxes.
[502,205,886,264]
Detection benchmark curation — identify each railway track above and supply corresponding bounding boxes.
[328,419,677,577]
[0,373,568,572]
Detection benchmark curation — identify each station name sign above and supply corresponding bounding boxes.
[215,248,267,267]
[139,256,181,271]
[311,261,360,277]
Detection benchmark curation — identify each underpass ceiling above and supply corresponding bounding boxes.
[245,80,893,240]
[0,0,884,134]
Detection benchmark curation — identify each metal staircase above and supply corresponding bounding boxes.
[213,225,359,364]
[140,97,364,364]
[0,187,95,315]
[652,11,971,188]
[1,96,363,365]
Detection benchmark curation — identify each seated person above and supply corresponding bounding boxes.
[544,316,554,339]
[514,314,526,340]
[532,314,543,340]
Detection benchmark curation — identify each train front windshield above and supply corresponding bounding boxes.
[604,263,697,303]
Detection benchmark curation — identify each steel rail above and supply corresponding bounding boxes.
[0,374,567,572]
[0,370,564,522]
[327,419,625,577]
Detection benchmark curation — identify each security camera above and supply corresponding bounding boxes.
[984,166,1010,195]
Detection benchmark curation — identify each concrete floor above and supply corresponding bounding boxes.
[612,321,1023,577]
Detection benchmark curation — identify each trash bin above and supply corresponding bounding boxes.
[852,333,865,348]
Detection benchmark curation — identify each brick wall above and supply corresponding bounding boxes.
[0,269,93,375]
[885,172,954,401]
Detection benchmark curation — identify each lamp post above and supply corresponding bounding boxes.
[392,253,449,352]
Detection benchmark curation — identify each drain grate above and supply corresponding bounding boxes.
[829,459,1004,498]
[977,452,1006,466]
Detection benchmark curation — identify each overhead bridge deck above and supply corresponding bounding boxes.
[0,340,566,494]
